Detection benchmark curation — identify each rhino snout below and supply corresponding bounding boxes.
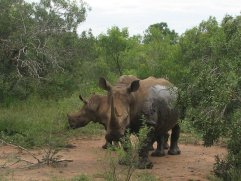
[67,114,77,129]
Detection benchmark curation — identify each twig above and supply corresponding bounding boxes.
[0,139,41,163]
[55,159,73,163]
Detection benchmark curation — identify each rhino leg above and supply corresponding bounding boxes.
[151,132,169,157]
[164,133,170,149]
[151,134,165,157]
[148,137,155,151]
[138,127,155,169]
[168,124,181,155]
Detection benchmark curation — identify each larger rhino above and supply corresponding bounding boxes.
[99,75,180,169]
[67,75,140,149]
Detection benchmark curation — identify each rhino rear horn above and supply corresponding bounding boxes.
[79,94,87,104]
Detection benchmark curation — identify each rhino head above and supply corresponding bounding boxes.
[99,77,140,142]
[67,94,101,129]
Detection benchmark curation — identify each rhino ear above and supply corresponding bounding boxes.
[99,77,112,91]
[127,80,140,93]
[79,94,87,104]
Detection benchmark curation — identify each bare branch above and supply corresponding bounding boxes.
[0,139,41,163]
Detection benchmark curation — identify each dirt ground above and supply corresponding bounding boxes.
[0,136,226,181]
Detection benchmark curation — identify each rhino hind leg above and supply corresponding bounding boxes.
[151,133,169,157]
[168,124,181,155]
[148,137,155,151]
[164,133,170,149]
[151,136,165,157]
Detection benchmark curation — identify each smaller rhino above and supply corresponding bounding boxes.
[67,94,111,149]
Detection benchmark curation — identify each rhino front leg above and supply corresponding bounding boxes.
[148,137,155,151]
[168,124,181,155]
[164,132,170,149]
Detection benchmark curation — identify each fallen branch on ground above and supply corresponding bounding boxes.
[0,139,73,169]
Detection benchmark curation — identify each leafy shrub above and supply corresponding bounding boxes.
[178,15,241,179]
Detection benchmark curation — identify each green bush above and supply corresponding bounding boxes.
[178,15,241,179]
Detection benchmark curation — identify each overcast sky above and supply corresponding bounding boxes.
[27,0,241,36]
[79,0,241,36]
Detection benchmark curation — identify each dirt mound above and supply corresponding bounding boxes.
[0,137,226,181]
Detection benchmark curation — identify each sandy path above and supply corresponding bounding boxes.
[0,136,226,181]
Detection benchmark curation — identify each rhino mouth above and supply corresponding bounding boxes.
[67,114,76,128]
[67,119,89,129]
[67,121,77,129]
[67,114,88,129]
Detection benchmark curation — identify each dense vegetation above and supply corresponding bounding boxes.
[0,0,240,179]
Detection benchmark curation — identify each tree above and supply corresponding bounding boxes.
[98,26,130,76]
[0,0,89,102]
[143,22,178,44]
[140,23,182,82]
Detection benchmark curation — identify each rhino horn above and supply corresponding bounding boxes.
[110,96,119,129]
[79,94,87,104]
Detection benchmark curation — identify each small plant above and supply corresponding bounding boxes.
[71,174,92,181]
[103,155,119,181]
[42,143,63,166]
[104,124,151,181]
[214,155,241,181]
[51,174,92,181]
[135,172,158,181]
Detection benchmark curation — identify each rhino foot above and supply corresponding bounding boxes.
[168,147,181,155]
[137,158,153,169]
[151,150,165,157]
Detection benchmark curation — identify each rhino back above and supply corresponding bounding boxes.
[130,77,178,132]
[131,77,173,114]
[117,75,139,85]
